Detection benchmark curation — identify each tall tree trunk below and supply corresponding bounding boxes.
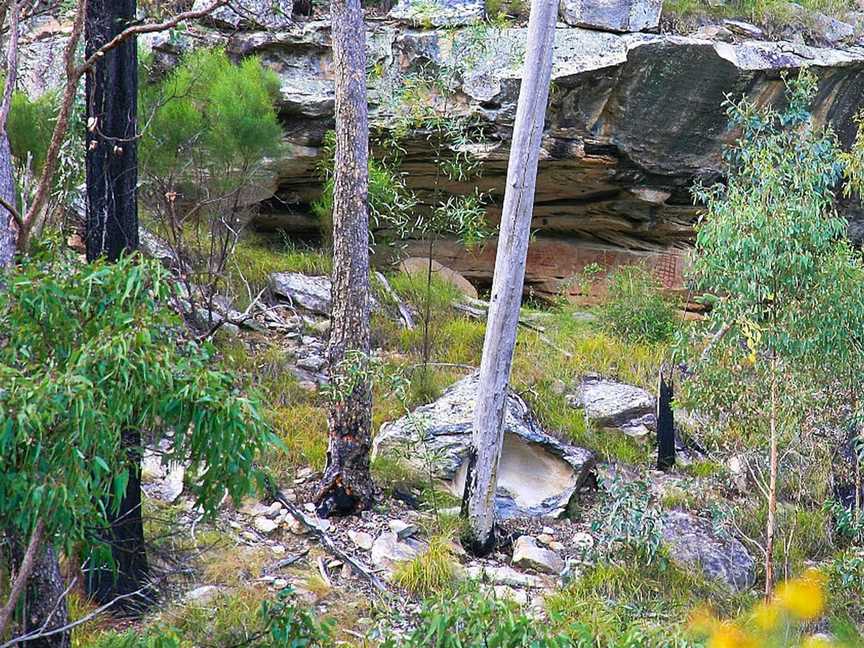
[84,0,148,612]
[85,0,139,261]
[9,543,70,648]
[0,134,16,268]
[462,0,557,554]
[313,0,373,517]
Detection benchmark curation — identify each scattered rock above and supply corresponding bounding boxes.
[493,585,529,605]
[269,272,333,316]
[254,516,280,535]
[388,0,484,26]
[373,372,595,518]
[370,532,426,572]
[185,585,222,605]
[512,536,565,576]
[661,511,755,592]
[572,531,595,554]
[465,564,546,589]
[273,577,289,589]
[348,530,375,551]
[569,374,655,439]
[141,448,185,504]
[398,257,479,299]
[193,0,293,30]
[722,19,764,38]
[389,519,419,540]
[560,0,662,32]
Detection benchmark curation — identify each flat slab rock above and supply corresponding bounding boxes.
[560,0,661,32]
[569,374,656,439]
[662,511,755,592]
[372,372,595,518]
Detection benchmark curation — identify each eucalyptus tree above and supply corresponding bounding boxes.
[0,249,273,644]
[314,0,375,516]
[688,71,859,597]
[462,0,557,553]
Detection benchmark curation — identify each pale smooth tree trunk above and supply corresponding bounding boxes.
[0,134,16,268]
[462,0,557,554]
[314,0,374,517]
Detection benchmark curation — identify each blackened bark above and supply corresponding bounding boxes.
[656,370,676,471]
[9,543,70,648]
[314,0,374,518]
[84,0,148,612]
[85,0,139,262]
[0,134,16,269]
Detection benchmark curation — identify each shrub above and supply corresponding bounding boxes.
[0,243,274,564]
[599,266,678,344]
[139,48,282,326]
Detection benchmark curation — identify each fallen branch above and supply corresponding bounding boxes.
[374,270,415,330]
[700,321,732,362]
[269,489,389,593]
[263,549,309,575]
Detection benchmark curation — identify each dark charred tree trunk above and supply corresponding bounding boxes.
[84,0,148,612]
[314,0,373,518]
[85,0,139,262]
[0,134,16,269]
[8,542,70,648]
[656,367,676,471]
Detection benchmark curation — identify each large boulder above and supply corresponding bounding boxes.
[269,272,333,315]
[559,0,662,32]
[193,0,294,30]
[661,511,755,592]
[372,373,595,518]
[569,374,656,439]
[398,257,479,299]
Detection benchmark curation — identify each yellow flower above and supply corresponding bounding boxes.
[708,621,755,648]
[752,600,780,632]
[775,569,826,622]
[688,607,720,636]
[801,635,834,648]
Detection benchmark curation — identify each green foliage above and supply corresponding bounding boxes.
[139,49,282,317]
[140,49,281,175]
[7,89,55,173]
[547,560,741,647]
[0,244,273,550]
[663,0,856,27]
[261,587,334,647]
[599,266,678,344]
[591,477,665,566]
[385,582,577,647]
[312,130,417,240]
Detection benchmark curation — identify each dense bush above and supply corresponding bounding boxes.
[0,243,273,555]
[599,265,678,344]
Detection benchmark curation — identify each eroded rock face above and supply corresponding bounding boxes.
[662,511,756,592]
[174,22,864,295]
[372,372,595,518]
[559,0,662,32]
[569,374,656,439]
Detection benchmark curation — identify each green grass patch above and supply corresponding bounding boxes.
[547,559,751,645]
[227,231,331,307]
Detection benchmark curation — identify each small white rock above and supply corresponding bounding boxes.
[348,530,375,551]
[253,516,279,534]
[389,519,418,539]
